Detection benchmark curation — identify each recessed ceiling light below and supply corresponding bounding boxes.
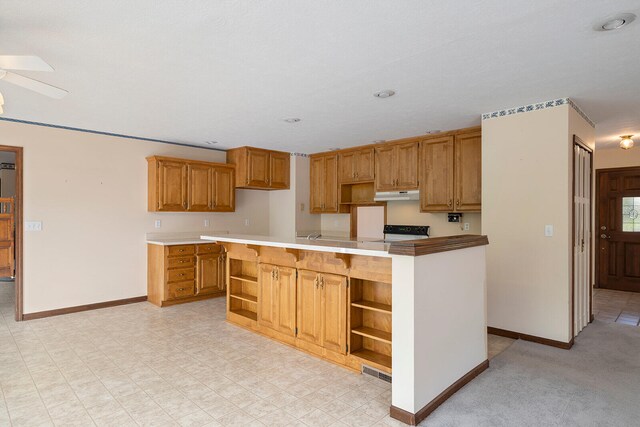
[283,118,301,123]
[594,13,636,31]
[328,147,341,151]
[373,90,395,98]
[204,141,218,145]
[373,140,386,143]
[425,130,441,134]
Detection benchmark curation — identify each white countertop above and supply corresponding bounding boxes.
[200,233,392,257]
[147,237,216,246]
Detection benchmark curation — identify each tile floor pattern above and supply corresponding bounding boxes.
[0,282,509,427]
[593,288,640,326]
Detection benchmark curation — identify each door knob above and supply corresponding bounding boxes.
[600,226,607,230]
[600,234,610,239]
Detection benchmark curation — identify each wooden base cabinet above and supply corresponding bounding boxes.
[258,264,297,336]
[297,270,347,354]
[148,243,226,307]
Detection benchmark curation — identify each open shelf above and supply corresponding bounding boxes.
[229,292,257,304]
[229,308,257,321]
[352,326,392,344]
[351,300,392,314]
[350,348,392,369]
[229,274,258,284]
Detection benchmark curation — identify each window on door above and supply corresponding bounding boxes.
[622,197,640,232]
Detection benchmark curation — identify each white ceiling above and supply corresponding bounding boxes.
[1,1,639,151]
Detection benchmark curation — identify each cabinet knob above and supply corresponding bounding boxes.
[447,199,452,207]
[456,199,460,206]
[177,288,185,291]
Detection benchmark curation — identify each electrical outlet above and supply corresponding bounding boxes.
[204,219,210,227]
[464,223,470,231]
[25,221,43,231]
[154,220,161,229]
[300,203,305,212]
[244,219,250,226]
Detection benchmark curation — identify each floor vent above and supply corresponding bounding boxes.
[362,365,392,383]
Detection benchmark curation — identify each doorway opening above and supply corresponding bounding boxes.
[0,146,23,322]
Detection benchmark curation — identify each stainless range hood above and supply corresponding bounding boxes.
[373,190,419,202]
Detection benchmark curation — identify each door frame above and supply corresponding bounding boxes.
[594,165,640,292]
[571,136,593,338]
[0,145,23,321]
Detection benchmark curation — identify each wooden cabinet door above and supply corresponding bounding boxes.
[258,264,277,330]
[375,146,396,191]
[354,148,375,182]
[158,160,187,211]
[455,131,481,211]
[276,266,297,336]
[310,156,325,213]
[323,154,338,213]
[320,273,347,354]
[296,270,322,345]
[213,167,235,212]
[187,164,212,211]
[269,152,290,189]
[338,151,355,183]
[420,136,454,212]
[396,142,419,190]
[247,149,270,188]
[196,253,221,295]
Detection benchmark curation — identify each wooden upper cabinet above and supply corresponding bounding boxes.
[226,146,290,190]
[419,128,481,213]
[375,141,419,191]
[148,156,235,212]
[309,153,338,214]
[455,131,482,211]
[420,136,455,212]
[156,159,187,211]
[338,148,374,183]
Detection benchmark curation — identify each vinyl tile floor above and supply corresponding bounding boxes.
[0,282,510,427]
[593,288,640,326]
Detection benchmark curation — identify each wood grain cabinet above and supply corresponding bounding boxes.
[375,141,419,191]
[148,156,235,212]
[419,130,481,212]
[148,243,225,307]
[309,153,339,213]
[258,264,297,336]
[338,148,374,183]
[226,146,290,190]
[297,270,347,354]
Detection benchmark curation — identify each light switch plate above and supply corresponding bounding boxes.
[544,225,553,237]
[154,220,161,229]
[25,221,43,231]
[204,219,210,227]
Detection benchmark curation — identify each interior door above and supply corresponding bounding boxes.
[573,140,592,336]
[420,136,455,212]
[320,273,347,354]
[276,266,297,336]
[0,198,14,278]
[269,152,290,189]
[455,131,482,211]
[187,164,212,211]
[597,167,640,292]
[296,269,322,345]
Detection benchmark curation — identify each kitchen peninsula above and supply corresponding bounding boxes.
[201,232,489,425]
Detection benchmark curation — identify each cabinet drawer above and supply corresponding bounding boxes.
[167,245,195,256]
[167,256,195,269]
[167,267,195,283]
[196,244,222,255]
[167,281,195,300]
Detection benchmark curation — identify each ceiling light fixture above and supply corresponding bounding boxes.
[373,90,395,98]
[283,118,301,123]
[424,130,441,134]
[373,140,386,143]
[620,135,635,150]
[594,13,636,31]
[204,141,218,145]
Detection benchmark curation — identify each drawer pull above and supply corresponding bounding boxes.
[179,273,185,277]
[177,287,185,291]
[179,249,185,252]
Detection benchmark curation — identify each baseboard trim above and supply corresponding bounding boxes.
[488,326,573,350]
[22,296,147,320]
[390,359,489,425]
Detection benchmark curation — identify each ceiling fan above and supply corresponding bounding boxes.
[0,55,68,114]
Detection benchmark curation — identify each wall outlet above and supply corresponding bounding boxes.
[154,220,161,229]
[464,222,470,231]
[25,221,43,231]
[544,224,554,237]
[300,203,305,212]
[244,219,250,227]
[204,219,210,227]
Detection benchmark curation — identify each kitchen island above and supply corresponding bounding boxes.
[201,233,488,426]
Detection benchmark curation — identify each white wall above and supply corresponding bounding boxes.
[482,104,595,343]
[0,120,271,314]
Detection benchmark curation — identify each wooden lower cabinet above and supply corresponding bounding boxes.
[148,243,225,306]
[258,264,297,336]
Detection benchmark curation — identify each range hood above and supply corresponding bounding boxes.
[374,190,419,202]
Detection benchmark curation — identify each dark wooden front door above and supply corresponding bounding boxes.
[597,167,640,292]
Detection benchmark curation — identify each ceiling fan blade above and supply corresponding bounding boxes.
[0,55,54,72]
[1,71,68,99]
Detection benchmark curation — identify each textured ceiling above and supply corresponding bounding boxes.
[1,0,639,151]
